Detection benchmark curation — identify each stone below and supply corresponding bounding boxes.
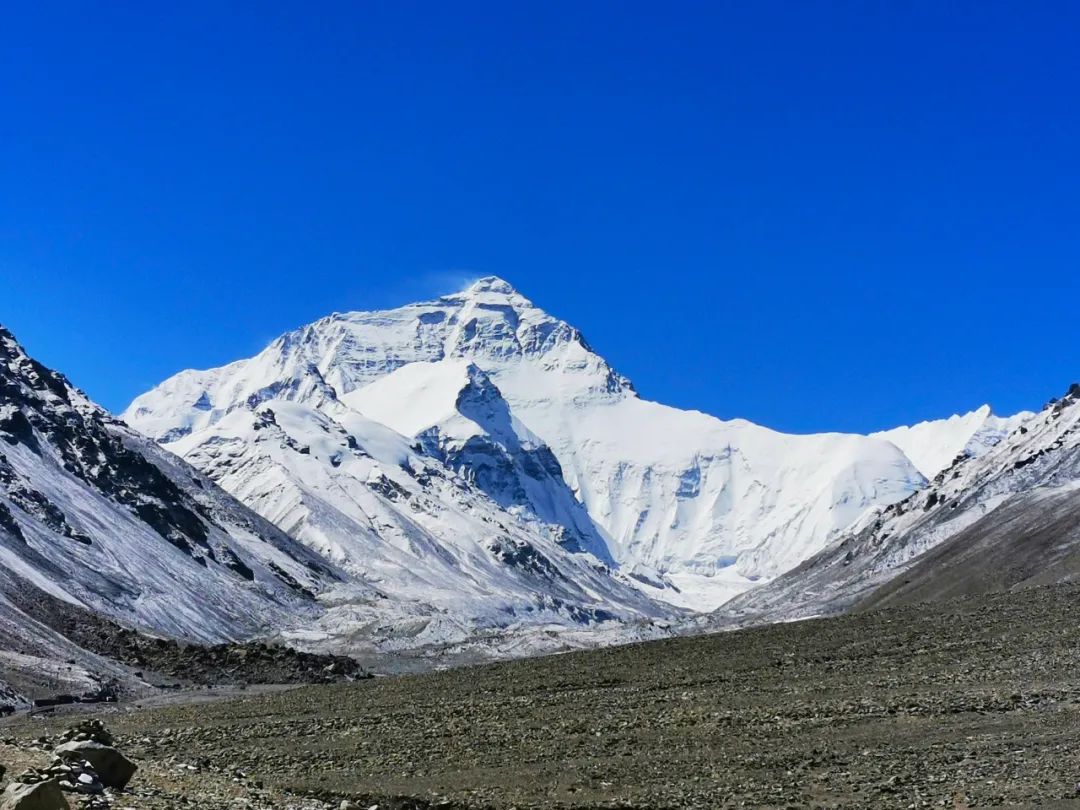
[53,741,136,789]
[0,780,70,810]
[59,720,112,746]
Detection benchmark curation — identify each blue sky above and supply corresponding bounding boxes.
[2,2,1078,433]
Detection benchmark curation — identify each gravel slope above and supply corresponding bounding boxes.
[7,583,1080,808]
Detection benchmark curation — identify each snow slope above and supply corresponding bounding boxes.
[127,277,939,611]
[166,395,665,646]
[342,359,616,563]
[872,405,1034,479]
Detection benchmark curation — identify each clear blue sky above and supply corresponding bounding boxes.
[3,2,1078,433]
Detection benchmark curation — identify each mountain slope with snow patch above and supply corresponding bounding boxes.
[715,386,1080,627]
[0,325,340,648]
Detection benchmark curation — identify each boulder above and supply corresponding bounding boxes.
[0,780,69,810]
[53,741,136,789]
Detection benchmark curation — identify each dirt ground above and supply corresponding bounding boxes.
[8,584,1080,808]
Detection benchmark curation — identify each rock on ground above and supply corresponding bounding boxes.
[52,741,137,790]
[0,780,69,810]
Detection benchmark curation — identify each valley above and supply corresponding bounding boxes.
[2,276,1075,709]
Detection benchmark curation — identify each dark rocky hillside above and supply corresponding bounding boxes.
[859,483,1080,610]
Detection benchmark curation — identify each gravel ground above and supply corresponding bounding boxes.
[8,584,1080,808]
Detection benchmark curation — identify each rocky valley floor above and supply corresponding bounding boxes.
[8,584,1080,808]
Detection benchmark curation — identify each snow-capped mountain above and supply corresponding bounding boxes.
[0,325,340,651]
[715,385,1080,626]
[5,275,1055,682]
[128,277,943,611]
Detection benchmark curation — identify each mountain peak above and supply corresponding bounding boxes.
[461,276,520,297]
